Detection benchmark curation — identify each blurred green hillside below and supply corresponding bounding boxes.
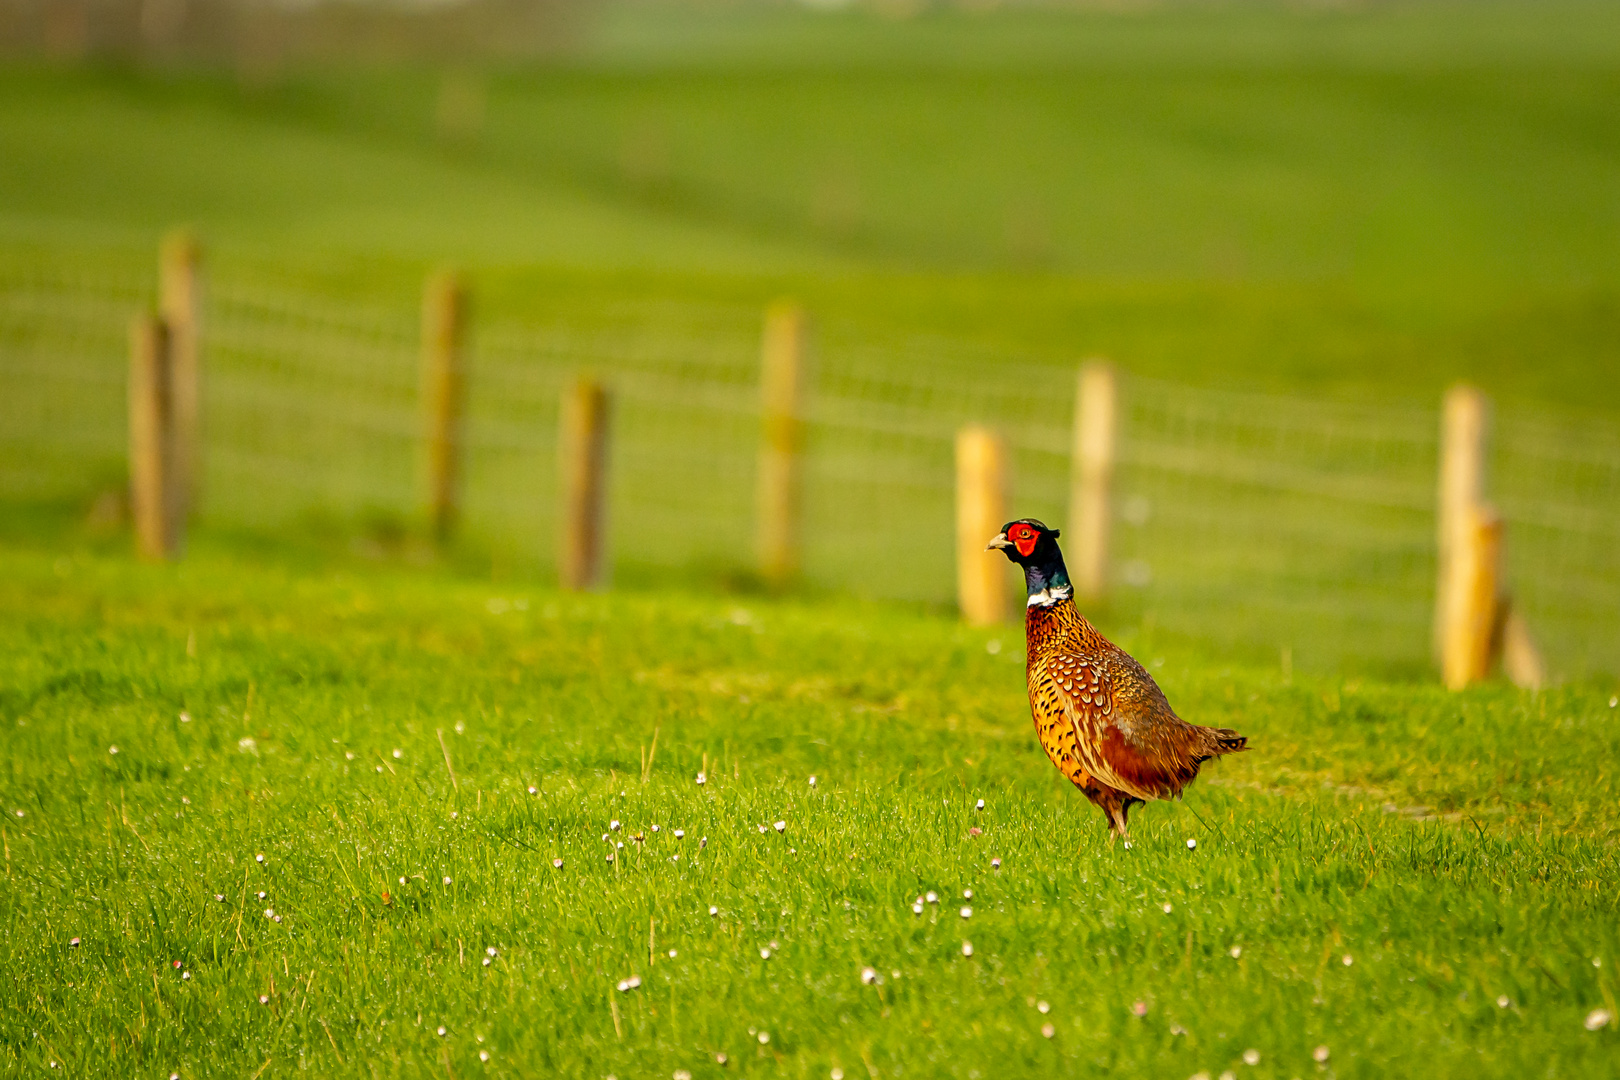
[3,0,1619,407]
[4,2,1618,679]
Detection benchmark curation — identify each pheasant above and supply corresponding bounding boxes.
[987,519,1247,841]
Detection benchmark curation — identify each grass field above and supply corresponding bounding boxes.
[2,530,1619,1078]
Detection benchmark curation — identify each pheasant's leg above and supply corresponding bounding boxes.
[1096,790,1131,843]
[1084,782,1139,845]
[1109,805,1131,842]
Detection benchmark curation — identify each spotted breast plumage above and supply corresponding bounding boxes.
[988,518,1248,840]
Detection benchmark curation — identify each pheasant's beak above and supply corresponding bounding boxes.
[985,532,1012,552]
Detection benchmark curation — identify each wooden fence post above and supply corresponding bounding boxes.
[1069,360,1116,602]
[1500,603,1546,691]
[558,377,611,591]
[1431,384,1549,689]
[757,300,808,587]
[421,271,469,542]
[1441,505,1501,690]
[159,229,202,524]
[956,425,1009,625]
[1434,384,1489,664]
[129,312,178,560]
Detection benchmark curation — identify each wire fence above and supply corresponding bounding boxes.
[2,269,1617,681]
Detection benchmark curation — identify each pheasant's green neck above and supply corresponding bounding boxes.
[1022,549,1073,609]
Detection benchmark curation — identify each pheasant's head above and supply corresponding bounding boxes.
[987,519,1072,607]
[986,518,1061,565]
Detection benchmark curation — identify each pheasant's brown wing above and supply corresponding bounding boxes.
[1040,648,1236,802]
[1027,655,1103,793]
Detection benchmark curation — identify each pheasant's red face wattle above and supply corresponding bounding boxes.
[1008,522,1040,558]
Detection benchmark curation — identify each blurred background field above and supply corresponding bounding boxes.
[2,0,1618,680]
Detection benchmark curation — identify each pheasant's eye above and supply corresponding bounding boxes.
[1010,523,1040,556]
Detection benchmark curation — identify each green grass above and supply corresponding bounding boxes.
[3,532,1619,1078]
